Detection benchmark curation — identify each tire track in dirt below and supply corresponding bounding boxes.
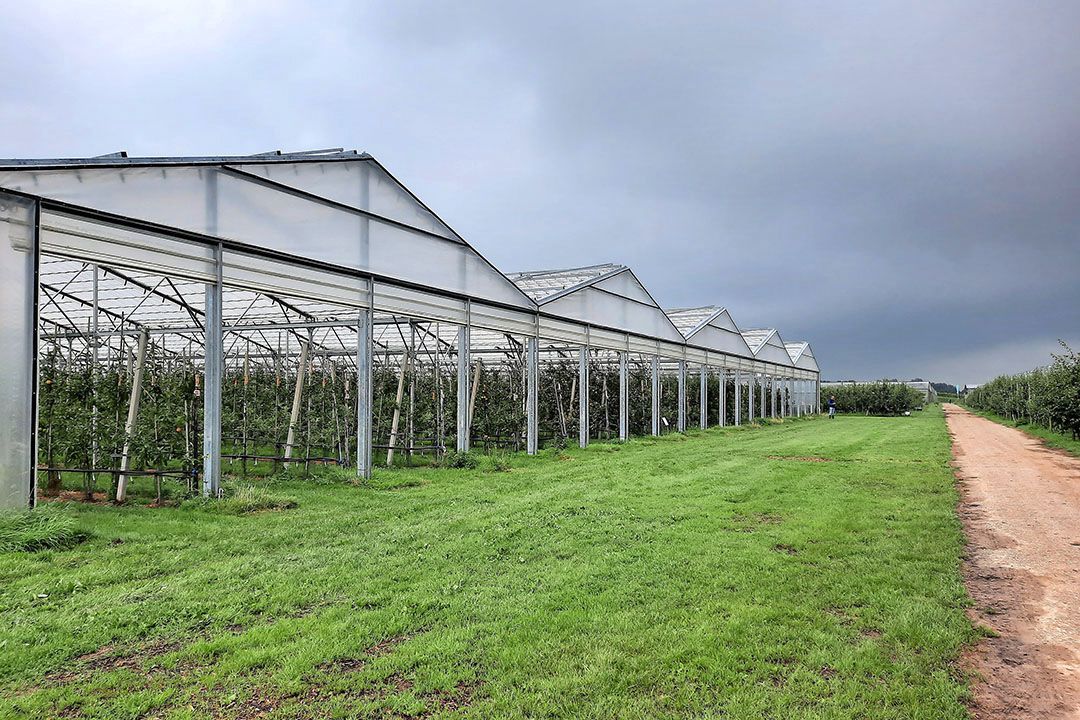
[945,403,1080,719]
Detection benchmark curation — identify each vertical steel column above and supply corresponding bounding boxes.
[202,243,223,497]
[719,369,727,427]
[748,371,755,423]
[456,317,471,453]
[578,346,588,449]
[699,365,708,429]
[816,376,822,414]
[650,355,660,436]
[356,305,373,479]
[796,379,803,417]
[526,336,538,455]
[0,195,40,509]
[90,265,99,491]
[771,376,778,419]
[676,360,686,433]
[202,171,222,497]
[760,372,766,419]
[618,351,628,441]
[734,370,742,426]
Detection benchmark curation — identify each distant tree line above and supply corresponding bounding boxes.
[963,343,1080,440]
[824,382,923,416]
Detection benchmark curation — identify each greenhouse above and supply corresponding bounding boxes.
[0,150,820,509]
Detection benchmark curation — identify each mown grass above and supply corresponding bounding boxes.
[961,405,1080,457]
[1,409,974,719]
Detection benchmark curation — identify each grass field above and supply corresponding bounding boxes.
[1,409,974,719]
[961,406,1080,458]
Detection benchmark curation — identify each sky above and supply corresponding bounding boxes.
[2,1,1078,386]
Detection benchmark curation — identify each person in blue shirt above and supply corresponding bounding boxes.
[828,396,837,419]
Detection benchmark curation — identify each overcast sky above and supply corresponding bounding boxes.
[2,1,1078,385]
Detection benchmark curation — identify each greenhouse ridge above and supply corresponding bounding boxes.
[0,148,820,508]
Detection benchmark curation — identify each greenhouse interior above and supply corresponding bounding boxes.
[0,149,820,509]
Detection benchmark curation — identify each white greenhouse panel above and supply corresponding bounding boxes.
[0,192,35,508]
[691,324,755,359]
[543,287,685,344]
[469,302,537,337]
[222,250,370,308]
[0,166,533,311]
[592,269,658,306]
[538,316,589,345]
[373,281,467,325]
[232,160,459,241]
[40,210,217,282]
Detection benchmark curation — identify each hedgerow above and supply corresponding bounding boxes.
[964,342,1080,440]
[824,382,922,415]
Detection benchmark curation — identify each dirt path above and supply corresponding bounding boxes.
[945,403,1080,719]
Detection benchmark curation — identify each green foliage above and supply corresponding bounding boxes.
[825,382,923,415]
[964,342,1080,440]
[0,507,88,552]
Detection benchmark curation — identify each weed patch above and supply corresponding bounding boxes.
[0,507,88,552]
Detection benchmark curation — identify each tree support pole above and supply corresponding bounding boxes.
[385,344,410,467]
[115,328,148,503]
[283,340,310,464]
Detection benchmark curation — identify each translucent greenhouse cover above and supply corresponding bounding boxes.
[0,163,533,311]
[0,192,35,507]
[509,265,686,345]
[665,307,755,359]
[741,328,797,368]
[232,159,461,242]
[785,342,820,372]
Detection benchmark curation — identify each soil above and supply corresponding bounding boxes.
[945,403,1080,719]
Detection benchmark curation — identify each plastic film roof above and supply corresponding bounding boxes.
[4,150,815,376]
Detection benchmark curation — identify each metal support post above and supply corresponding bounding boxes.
[719,369,727,427]
[356,306,373,479]
[650,355,660,436]
[618,351,628,441]
[202,244,222,498]
[734,370,742,426]
[677,360,687,433]
[526,336,538,455]
[748,371,755,423]
[578,346,589,449]
[699,365,708,429]
[456,321,471,452]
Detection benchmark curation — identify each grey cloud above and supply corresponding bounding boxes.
[1,1,1078,385]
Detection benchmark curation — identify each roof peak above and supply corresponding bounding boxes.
[0,149,370,169]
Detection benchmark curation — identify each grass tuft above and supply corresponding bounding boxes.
[183,484,298,514]
[0,507,89,552]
